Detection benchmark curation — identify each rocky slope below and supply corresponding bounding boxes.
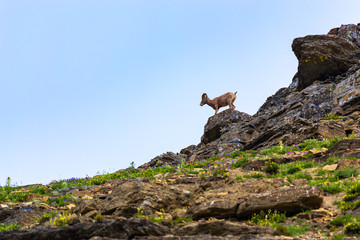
[1,23,360,240]
[182,23,360,161]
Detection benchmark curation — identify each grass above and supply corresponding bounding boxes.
[46,195,74,207]
[248,209,286,227]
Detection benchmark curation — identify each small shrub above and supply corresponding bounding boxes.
[344,221,360,234]
[330,214,355,227]
[94,213,103,221]
[231,157,249,169]
[38,211,58,223]
[321,182,344,194]
[50,212,71,227]
[46,195,73,207]
[235,176,244,182]
[323,114,345,120]
[252,173,265,179]
[265,161,279,175]
[294,171,312,181]
[324,157,340,166]
[0,223,21,232]
[249,209,286,227]
[173,217,193,224]
[275,225,291,236]
[287,166,301,174]
[331,234,348,240]
[334,168,359,180]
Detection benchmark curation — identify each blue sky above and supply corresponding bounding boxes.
[1,1,359,186]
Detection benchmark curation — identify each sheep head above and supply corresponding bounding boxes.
[200,93,208,106]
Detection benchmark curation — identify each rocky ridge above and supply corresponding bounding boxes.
[1,23,360,239]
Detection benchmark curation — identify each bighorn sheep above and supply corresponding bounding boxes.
[200,92,237,115]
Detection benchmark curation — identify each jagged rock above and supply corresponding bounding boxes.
[180,145,196,155]
[201,110,251,145]
[188,185,323,220]
[0,218,170,240]
[71,199,101,216]
[328,23,360,47]
[190,49,360,159]
[174,220,274,237]
[101,181,194,217]
[292,34,360,90]
[320,138,360,160]
[138,152,187,169]
[0,206,49,228]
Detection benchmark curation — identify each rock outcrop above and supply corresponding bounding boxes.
[292,35,360,90]
[184,23,360,161]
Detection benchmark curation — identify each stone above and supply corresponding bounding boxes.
[138,152,187,169]
[187,184,322,220]
[71,199,100,216]
[101,181,194,217]
[236,186,323,218]
[328,23,360,47]
[174,220,274,237]
[321,139,360,159]
[201,110,251,144]
[292,34,360,90]
[0,218,170,240]
[322,164,338,171]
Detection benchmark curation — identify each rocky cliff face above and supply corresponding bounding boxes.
[179,23,360,161]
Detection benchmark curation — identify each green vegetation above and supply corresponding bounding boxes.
[281,225,311,236]
[46,195,74,207]
[249,209,286,227]
[323,114,345,121]
[135,207,192,224]
[50,211,72,227]
[94,213,103,221]
[330,214,357,227]
[344,221,360,234]
[265,161,279,175]
[38,211,59,223]
[334,168,359,179]
[249,210,312,236]
[0,223,21,232]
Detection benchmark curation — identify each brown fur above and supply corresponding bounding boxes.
[200,92,237,115]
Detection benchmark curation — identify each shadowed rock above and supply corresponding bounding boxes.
[0,218,170,240]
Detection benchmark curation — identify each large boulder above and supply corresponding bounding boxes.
[101,181,194,217]
[292,34,360,90]
[137,152,187,169]
[187,184,323,220]
[174,220,274,237]
[236,186,323,218]
[201,109,251,144]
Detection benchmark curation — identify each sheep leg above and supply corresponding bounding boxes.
[214,106,219,115]
[226,98,235,110]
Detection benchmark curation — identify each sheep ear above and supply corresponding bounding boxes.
[202,93,207,98]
